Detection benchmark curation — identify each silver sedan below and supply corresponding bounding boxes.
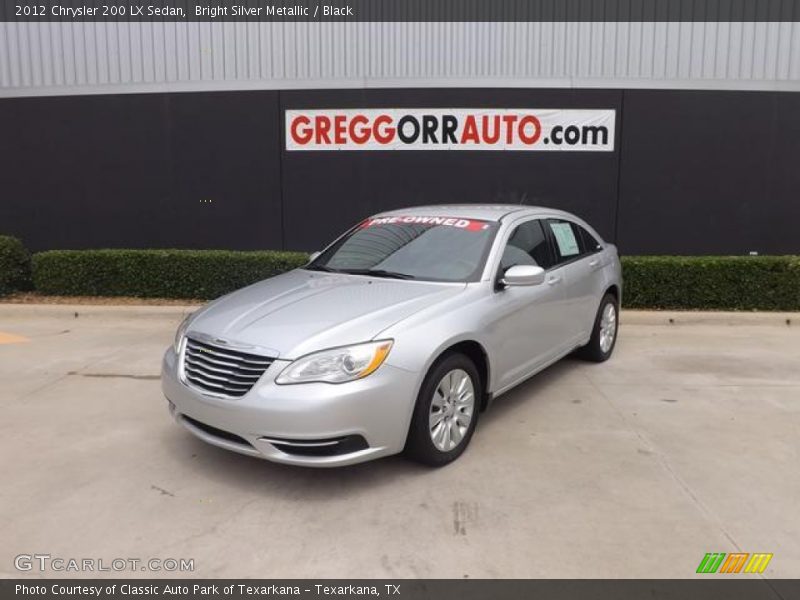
[162,205,622,467]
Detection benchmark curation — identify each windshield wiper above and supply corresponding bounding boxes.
[305,264,340,273]
[340,268,416,280]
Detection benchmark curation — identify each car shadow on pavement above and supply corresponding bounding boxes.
[159,423,428,501]
[478,355,583,426]
[158,355,586,497]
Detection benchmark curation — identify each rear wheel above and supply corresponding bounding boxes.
[404,353,480,466]
[578,293,619,362]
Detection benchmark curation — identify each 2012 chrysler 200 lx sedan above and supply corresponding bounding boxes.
[162,205,622,467]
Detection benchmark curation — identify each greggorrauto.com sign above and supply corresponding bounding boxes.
[286,109,615,151]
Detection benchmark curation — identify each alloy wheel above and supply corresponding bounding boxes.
[429,369,475,452]
[599,302,617,353]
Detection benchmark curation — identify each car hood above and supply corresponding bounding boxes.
[186,269,465,358]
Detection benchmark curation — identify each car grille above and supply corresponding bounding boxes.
[182,337,274,398]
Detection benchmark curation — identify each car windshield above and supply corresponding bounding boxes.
[306,216,499,282]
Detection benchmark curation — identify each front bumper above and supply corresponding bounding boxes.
[161,348,419,467]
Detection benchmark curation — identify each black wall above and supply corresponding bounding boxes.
[2,87,798,255]
[618,89,800,254]
[1,91,283,251]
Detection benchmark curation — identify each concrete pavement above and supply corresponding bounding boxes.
[0,304,798,578]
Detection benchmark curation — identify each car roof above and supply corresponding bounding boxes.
[372,204,576,222]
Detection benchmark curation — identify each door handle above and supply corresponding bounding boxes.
[546,275,562,285]
[588,259,600,268]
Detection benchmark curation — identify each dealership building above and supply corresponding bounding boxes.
[2,9,800,255]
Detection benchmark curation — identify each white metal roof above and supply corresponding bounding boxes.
[3,21,800,98]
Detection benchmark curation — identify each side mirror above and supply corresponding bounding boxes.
[308,251,321,262]
[501,265,545,287]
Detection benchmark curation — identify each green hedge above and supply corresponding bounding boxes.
[25,249,800,310]
[621,256,800,311]
[0,235,32,296]
[32,249,309,299]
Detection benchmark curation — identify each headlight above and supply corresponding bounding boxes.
[276,340,393,385]
[173,313,193,353]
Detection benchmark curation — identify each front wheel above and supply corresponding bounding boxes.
[578,293,619,362]
[404,353,480,467]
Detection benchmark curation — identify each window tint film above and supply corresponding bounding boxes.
[500,220,555,271]
[309,216,498,282]
[577,226,602,253]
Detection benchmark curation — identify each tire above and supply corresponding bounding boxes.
[404,353,481,467]
[578,293,619,362]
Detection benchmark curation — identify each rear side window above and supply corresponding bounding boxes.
[500,220,556,271]
[577,226,602,254]
[545,219,603,264]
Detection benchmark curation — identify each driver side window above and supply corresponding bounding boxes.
[500,220,556,273]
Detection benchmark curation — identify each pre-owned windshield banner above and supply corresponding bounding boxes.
[286,109,615,151]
